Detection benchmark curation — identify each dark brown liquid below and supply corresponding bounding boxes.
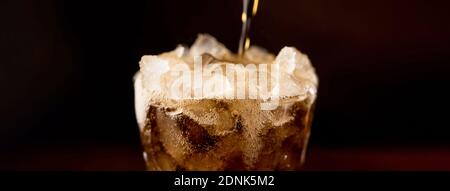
[140,99,314,171]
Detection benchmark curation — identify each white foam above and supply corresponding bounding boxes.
[137,34,317,101]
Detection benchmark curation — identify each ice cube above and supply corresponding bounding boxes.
[273,47,318,98]
[180,100,235,136]
[139,55,170,76]
[275,47,318,86]
[155,108,191,163]
[174,112,218,151]
[189,34,231,59]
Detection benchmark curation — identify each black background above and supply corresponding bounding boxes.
[1,0,450,169]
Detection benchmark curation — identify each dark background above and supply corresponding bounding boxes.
[1,0,450,170]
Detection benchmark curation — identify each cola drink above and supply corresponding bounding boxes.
[134,35,317,170]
